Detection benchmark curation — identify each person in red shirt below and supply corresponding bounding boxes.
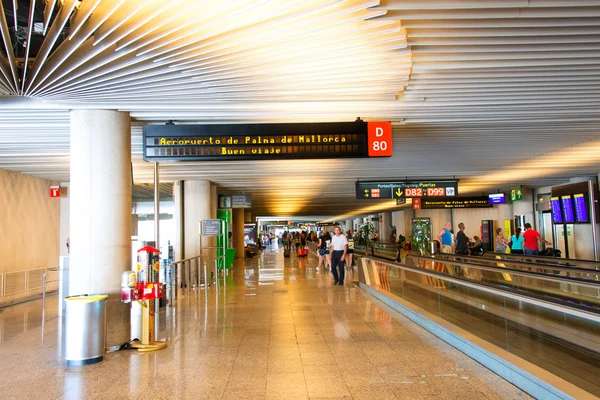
[523,223,551,255]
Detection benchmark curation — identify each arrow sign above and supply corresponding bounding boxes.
[364,189,369,198]
[395,188,403,197]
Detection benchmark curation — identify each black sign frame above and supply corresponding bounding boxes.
[355,180,459,200]
[143,121,369,162]
[418,197,492,209]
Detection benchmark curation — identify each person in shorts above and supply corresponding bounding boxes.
[317,230,332,271]
[438,223,454,253]
[345,230,354,269]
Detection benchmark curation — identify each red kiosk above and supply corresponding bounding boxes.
[121,246,167,351]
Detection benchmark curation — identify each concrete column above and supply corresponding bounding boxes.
[59,182,70,257]
[183,180,213,259]
[345,219,353,232]
[380,212,392,242]
[69,109,131,346]
[232,209,245,259]
[173,181,184,261]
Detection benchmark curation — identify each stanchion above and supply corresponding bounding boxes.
[41,272,46,345]
[204,262,208,305]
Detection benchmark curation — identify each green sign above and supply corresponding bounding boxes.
[511,188,523,202]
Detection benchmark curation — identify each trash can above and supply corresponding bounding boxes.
[65,294,108,366]
[429,240,440,255]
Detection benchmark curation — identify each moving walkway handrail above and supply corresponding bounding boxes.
[483,251,600,270]
[407,254,600,290]
[364,256,600,323]
[432,253,600,277]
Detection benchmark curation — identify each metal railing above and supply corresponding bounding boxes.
[41,267,59,345]
[169,254,226,305]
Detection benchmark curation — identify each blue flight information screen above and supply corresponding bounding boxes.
[561,196,575,223]
[550,197,563,224]
[573,193,590,223]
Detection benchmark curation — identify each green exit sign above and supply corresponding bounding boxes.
[511,188,523,202]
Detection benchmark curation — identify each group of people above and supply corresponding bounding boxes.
[438,222,483,255]
[316,229,354,272]
[438,222,551,256]
[495,223,551,255]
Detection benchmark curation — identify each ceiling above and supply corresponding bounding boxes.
[1,0,600,218]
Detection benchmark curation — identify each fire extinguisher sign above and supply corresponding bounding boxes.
[50,185,61,198]
[367,122,392,157]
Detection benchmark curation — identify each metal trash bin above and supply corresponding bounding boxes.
[429,240,440,255]
[65,294,108,366]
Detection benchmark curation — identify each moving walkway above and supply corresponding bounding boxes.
[358,254,600,398]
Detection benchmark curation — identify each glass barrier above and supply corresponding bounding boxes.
[359,257,600,397]
[482,252,600,271]
[406,255,600,312]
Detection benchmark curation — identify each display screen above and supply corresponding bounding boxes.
[561,195,575,223]
[550,197,563,224]
[488,193,506,204]
[144,121,391,161]
[573,193,590,223]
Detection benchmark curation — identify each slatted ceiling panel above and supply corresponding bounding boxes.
[1,1,600,216]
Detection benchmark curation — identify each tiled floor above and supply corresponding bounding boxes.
[0,249,531,399]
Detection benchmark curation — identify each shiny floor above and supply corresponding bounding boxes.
[0,249,531,399]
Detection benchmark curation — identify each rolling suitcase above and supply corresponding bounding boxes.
[284,248,291,258]
[297,248,308,258]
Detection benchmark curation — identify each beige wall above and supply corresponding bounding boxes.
[0,168,60,305]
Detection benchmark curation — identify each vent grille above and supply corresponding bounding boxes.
[4,271,26,295]
[27,268,45,291]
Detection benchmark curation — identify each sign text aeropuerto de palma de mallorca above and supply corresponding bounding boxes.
[143,120,392,162]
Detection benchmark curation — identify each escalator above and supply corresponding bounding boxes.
[359,254,600,398]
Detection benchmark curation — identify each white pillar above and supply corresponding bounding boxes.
[59,182,70,257]
[183,180,214,259]
[69,109,131,346]
[232,208,245,259]
[380,212,392,242]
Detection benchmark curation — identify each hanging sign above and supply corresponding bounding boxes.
[232,194,252,209]
[201,220,222,236]
[356,180,458,200]
[418,197,492,209]
[143,120,391,162]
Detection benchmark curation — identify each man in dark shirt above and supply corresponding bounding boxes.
[455,222,469,255]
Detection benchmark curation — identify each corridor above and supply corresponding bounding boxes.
[0,249,530,399]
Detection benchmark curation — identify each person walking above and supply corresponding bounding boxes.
[455,222,469,255]
[438,223,454,254]
[523,223,551,255]
[345,230,354,269]
[317,230,332,271]
[329,226,348,286]
[510,228,525,254]
[495,228,509,253]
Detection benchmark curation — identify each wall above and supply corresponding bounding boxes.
[391,210,405,237]
[0,168,60,305]
[414,209,451,238]
[453,204,513,239]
